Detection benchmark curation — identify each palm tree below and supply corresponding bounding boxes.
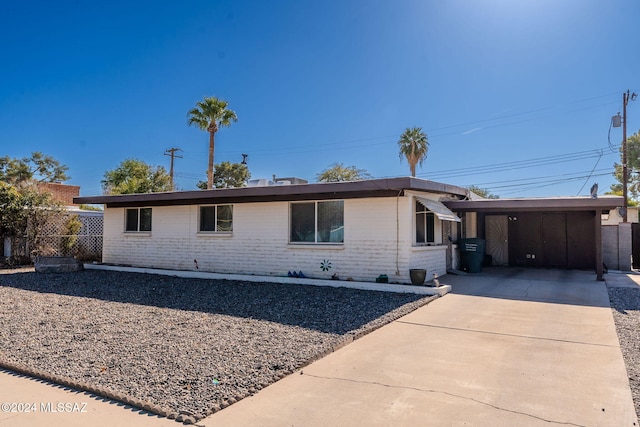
[398,127,429,177]
[187,97,238,189]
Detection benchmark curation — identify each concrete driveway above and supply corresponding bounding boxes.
[205,268,638,426]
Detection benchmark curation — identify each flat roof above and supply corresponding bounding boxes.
[443,196,623,213]
[74,177,471,208]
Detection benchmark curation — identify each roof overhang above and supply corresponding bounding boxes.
[443,196,623,213]
[74,177,471,208]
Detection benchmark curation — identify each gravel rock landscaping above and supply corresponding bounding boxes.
[608,286,640,419]
[0,268,434,421]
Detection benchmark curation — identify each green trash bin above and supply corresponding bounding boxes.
[459,238,486,273]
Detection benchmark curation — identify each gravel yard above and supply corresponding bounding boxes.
[0,268,433,421]
[608,286,640,419]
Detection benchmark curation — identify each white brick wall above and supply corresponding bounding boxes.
[102,195,451,284]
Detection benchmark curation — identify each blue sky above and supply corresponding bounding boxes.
[1,0,638,197]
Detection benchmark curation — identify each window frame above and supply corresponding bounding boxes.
[124,207,152,233]
[198,204,233,234]
[415,200,436,245]
[289,200,344,245]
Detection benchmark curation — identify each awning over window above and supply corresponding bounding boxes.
[416,197,461,222]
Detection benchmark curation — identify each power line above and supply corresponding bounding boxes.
[173,90,628,193]
[497,172,612,196]
[201,95,622,158]
[464,168,612,189]
[576,150,604,196]
[416,147,617,181]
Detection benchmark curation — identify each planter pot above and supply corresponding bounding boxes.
[409,269,426,286]
[376,274,389,283]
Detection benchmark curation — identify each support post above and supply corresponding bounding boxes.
[595,209,604,281]
[623,92,628,222]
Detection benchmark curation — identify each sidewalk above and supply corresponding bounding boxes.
[0,369,176,427]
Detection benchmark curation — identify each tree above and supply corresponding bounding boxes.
[467,185,499,199]
[0,181,25,238]
[187,96,238,190]
[0,152,69,186]
[0,181,63,261]
[101,159,173,195]
[316,162,372,182]
[196,161,251,189]
[61,215,82,256]
[398,127,429,177]
[607,187,639,207]
[609,130,640,201]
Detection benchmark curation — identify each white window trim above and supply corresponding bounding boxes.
[124,207,152,234]
[289,200,344,245]
[197,204,233,235]
[414,200,441,246]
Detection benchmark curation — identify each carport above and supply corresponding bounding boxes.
[443,196,624,281]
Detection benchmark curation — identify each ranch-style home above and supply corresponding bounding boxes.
[75,177,624,283]
[75,178,469,284]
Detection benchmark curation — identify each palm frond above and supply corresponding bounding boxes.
[187,96,238,129]
[398,126,429,175]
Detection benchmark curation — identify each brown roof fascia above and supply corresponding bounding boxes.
[73,177,471,208]
[443,196,623,213]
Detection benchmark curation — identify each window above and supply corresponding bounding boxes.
[199,205,233,232]
[415,201,435,244]
[125,208,152,232]
[290,200,344,243]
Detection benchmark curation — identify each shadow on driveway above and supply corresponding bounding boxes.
[444,266,611,308]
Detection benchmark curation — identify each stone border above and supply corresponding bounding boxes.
[34,256,84,273]
[0,275,441,423]
[85,263,452,296]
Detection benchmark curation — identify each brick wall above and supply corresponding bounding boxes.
[101,195,451,284]
[37,182,80,205]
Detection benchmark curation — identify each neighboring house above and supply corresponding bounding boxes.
[74,178,468,284]
[38,183,104,261]
[75,178,626,283]
[37,182,82,206]
[1,183,103,262]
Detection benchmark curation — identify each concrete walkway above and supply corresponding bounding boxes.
[1,268,637,426]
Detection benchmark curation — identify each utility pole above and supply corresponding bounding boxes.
[164,148,183,190]
[621,90,637,222]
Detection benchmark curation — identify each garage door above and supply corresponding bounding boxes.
[508,212,594,269]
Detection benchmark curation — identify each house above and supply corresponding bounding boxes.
[1,183,103,262]
[74,177,625,283]
[36,182,82,206]
[74,177,468,284]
